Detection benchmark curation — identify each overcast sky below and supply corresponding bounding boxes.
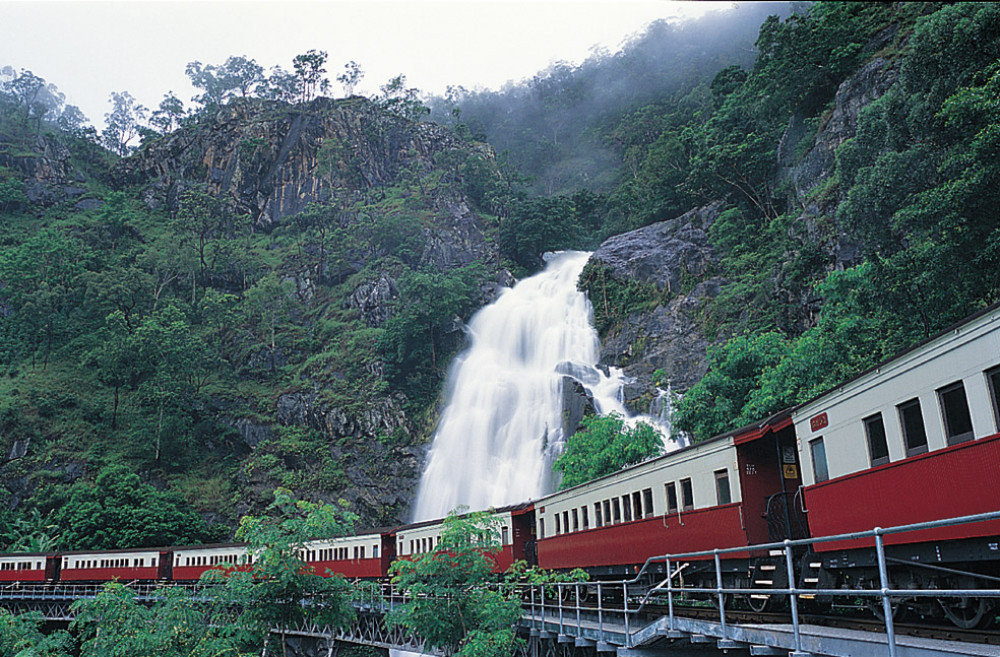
[0,0,733,127]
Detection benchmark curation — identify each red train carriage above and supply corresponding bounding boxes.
[301,529,396,579]
[171,543,254,581]
[0,553,56,583]
[394,503,534,573]
[59,548,168,582]
[533,411,803,592]
[794,303,1000,627]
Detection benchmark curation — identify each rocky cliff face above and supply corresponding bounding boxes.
[105,97,504,526]
[588,202,725,410]
[114,97,488,227]
[0,132,91,207]
[588,48,900,415]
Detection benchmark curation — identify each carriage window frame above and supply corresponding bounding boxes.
[665,482,678,515]
[594,502,603,528]
[810,436,829,483]
[642,488,654,518]
[938,381,975,445]
[986,365,1000,432]
[714,469,732,505]
[680,478,694,511]
[898,398,928,456]
[863,412,890,466]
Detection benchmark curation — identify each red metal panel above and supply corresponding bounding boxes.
[172,563,252,581]
[310,558,383,579]
[487,546,515,573]
[0,570,46,583]
[805,432,1000,551]
[60,566,161,582]
[537,505,749,570]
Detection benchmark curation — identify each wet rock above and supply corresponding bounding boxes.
[560,376,595,439]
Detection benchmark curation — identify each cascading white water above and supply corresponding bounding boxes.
[411,251,679,522]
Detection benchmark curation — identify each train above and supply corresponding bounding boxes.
[3,303,999,629]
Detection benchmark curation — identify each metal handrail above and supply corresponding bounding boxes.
[526,509,1000,657]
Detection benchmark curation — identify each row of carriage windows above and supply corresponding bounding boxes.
[406,537,438,554]
[179,554,247,567]
[542,471,732,539]
[810,366,1000,482]
[66,557,155,569]
[0,561,40,570]
[306,545,377,561]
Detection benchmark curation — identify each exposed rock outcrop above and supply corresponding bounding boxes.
[588,203,726,410]
[0,133,88,205]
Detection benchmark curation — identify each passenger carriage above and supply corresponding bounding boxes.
[793,303,1000,626]
[534,411,803,592]
[0,553,55,583]
[395,503,534,573]
[59,548,168,581]
[300,529,396,579]
[171,543,254,581]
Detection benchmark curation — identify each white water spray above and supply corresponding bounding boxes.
[411,251,679,522]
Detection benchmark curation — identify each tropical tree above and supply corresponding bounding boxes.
[102,91,147,156]
[553,414,662,488]
[387,509,523,657]
[205,489,358,657]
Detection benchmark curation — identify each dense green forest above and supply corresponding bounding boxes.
[2,2,1000,550]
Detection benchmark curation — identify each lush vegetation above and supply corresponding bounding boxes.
[553,415,662,489]
[0,55,503,543]
[387,509,524,657]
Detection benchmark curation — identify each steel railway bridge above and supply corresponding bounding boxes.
[3,512,999,657]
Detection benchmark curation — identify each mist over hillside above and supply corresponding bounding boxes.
[430,2,796,194]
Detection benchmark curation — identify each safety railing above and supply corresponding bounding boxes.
[522,509,1000,657]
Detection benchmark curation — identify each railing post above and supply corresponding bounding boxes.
[558,583,564,636]
[540,584,545,630]
[874,529,898,657]
[623,581,631,647]
[597,582,604,634]
[530,585,536,632]
[784,539,802,654]
[575,582,581,633]
[666,557,675,632]
[714,549,726,637]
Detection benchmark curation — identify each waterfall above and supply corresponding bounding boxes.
[411,251,679,522]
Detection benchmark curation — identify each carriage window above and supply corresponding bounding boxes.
[563,511,570,534]
[554,513,561,535]
[715,469,731,505]
[939,381,974,445]
[665,482,678,514]
[680,478,694,511]
[603,500,611,524]
[898,398,928,455]
[594,503,603,527]
[988,366,1000,431]
[612,498,622,523]
[864,413,890,466]
[622,495,633,522]
[632,491,643,519]
[642,489,654,518]
[538,518,545,540]
[810,437,829,482]
[501,526,509,545]
[571,508,579,531]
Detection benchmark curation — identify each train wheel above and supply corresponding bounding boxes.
[868,596,908,623]
[939,596,994,629]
